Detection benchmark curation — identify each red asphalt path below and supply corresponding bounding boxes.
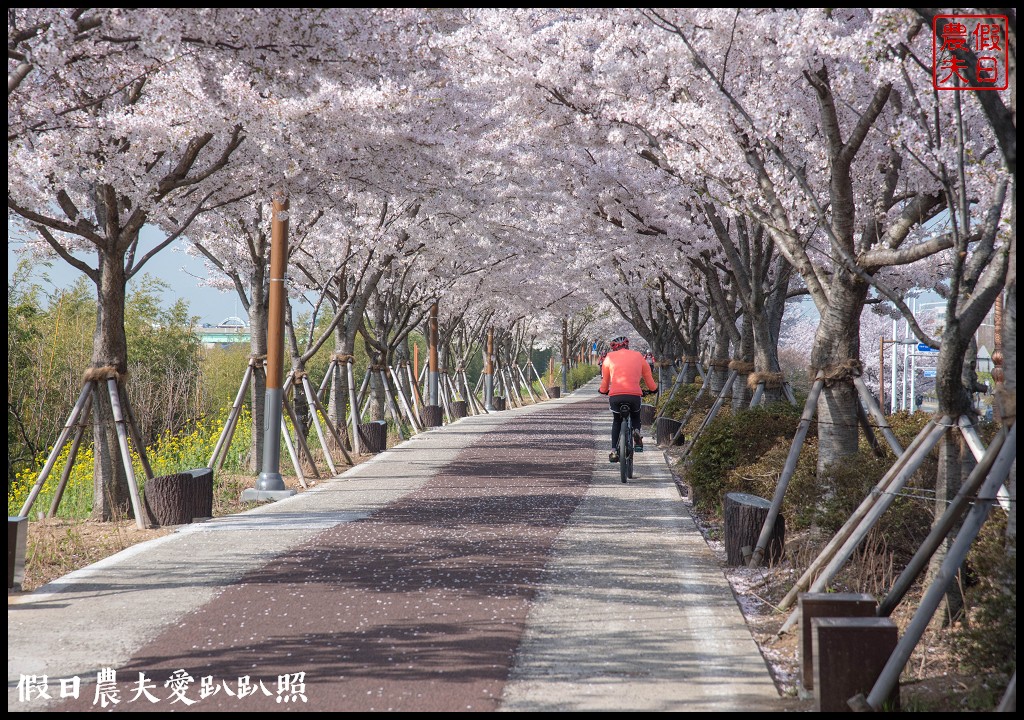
[56,396,600,712]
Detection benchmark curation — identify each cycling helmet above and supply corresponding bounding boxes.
[609,336,629,351]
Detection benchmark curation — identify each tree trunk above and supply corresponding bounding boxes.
[358,420,387,454]
[732,317,755,410]
[248,278,269,473]
[1004,276,1016,546]
[811,290,866,479]
[724,492,784,566]
[708,322,732,395]
[422,405,443,427]
[91,250,130,521]
[926,431,969,626]
[144,468,213,526]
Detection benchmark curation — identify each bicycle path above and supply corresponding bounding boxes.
[8,382,779,712]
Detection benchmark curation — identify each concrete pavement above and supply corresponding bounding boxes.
[8,382,780,712]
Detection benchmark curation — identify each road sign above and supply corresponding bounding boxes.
[917,343,938,353]
[922,369,937,378]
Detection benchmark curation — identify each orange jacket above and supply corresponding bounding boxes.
[599,348,658,396]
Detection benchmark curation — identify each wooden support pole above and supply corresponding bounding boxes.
[781,419,949,618]
[428,301,439,406]
[380,370,406,441]
[406,362,424,419]
[782,380,798,406]
[857,399,885,458]
[695,361,708,381]
[357,368,373,420]
[656,362,689,421]
[279,412,305,489]
[120,391,154,482]
[958,415,1011,511]
[749,381,766,408]
[679,369,738,458]
[438,372,453,422]
[210,363,253,469]
[748,378,825,568]
[19,382,93,518]
[281,394,316,486]
[391,366,423,431]
[854,376,903,456]
[106,379,148,529]
[561,318,569,392]
[863,423,1017,711]
[465,370,486,414]
[303,374,353,466]
[299,374,338,476]
[878,425,1008,617]
[531,362,551,400]
[346,359,362,456]
[47,393,93,518]
[778,418,949,625]
[670,373,711,445]
[517,364,537,403]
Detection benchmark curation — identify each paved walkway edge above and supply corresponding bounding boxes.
[498,406,779,711]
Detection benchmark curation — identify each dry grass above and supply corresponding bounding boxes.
[14,468,339,593]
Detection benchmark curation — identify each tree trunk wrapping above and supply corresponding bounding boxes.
[724,492,784,566]
[358,420,387,453]
[144,468,213,526]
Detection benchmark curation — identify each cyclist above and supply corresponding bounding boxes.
[598,336,658,463]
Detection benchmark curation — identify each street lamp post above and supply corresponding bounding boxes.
[242,192,296,502]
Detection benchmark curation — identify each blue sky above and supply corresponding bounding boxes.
[8,224,245,327]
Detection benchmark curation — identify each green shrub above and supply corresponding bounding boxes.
[688,401,805,514]
[656,379,703,419]
[953,517,1016,685]
[567,363,599,391]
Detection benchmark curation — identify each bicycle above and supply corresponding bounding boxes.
[615,400,635,484]
[614,389,654,484]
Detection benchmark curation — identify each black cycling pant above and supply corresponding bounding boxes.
[609,395,642,449]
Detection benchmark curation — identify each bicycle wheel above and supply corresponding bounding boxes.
[626,420,635,479]
[619,420,629,484]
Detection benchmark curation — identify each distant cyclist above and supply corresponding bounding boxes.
[599,336,658,463]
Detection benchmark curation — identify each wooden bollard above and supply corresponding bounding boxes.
[422,405,443,428]
[493,396,506,411]
[546,386,560,399]
[358,420,388,453]
[723,492,784,566]
[799,592,877,694]
[639,403,656,426]
[144,468,213,526]
[451,400,468,419]
[812,617,898,712]
[656,417,684,446]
